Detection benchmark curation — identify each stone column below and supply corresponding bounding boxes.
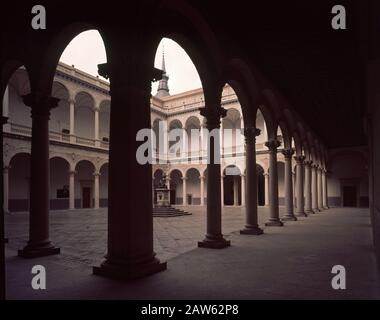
[94,106,100,147]
[198,105,230,248]
[317,167,324,211]
[323,169,329,209]
[312,164,319,212]
[3,166,10,214]
[94,171,100,209]
[69,170,75,210]
[18,93,60,258]
[93,55,166,280]
[265,139,283,226]
[294,155,306,217]
[200,175,205,205]
[69,98,75,143]
[182,126,187,158]
[182,176,187,205]
[233,177,239,206]
[304,160,314,214]
[221,174,225,207]
[200,124,205,158]
[240,127,263,235]
[241,174,246,206]
[264,173,270,206]
[292,171,296,208]
[282,149,297,221]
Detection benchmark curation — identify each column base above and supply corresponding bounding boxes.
[265,220,284,227]
[240,226,264,235]
[93,257,167,281]
[295,212,308,217]
[198,237,231,249]
[282,215,298,221]
[18,242,60,258]
[312,208,320,213]
[305,209,315,214]
[323,206,329,210]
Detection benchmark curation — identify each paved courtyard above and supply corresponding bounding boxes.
[4,206,380,299]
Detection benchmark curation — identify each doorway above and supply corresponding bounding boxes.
[82,187,91,208]
[343,185,357,207]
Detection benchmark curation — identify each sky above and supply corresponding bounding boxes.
[59,30,202,95]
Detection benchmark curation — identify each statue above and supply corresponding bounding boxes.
[158,173,168,189]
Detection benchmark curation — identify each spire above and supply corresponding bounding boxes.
[156,45,170,98]
[161,45,166,72]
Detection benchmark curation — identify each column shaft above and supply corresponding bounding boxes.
[317,168,323,210]
[304,161,313,213]
[94,172,100,209]
[241,174,246,207]
[200,176,205,205]
[182,177,187,205]
[69,170,75,210]
[312,165,319,212]
[18,94,60,258]
[69,99,75,143]
[93,55,166,280]
[282,150,297,221]
[3,167,9,214]
[265,140,283,226]
[233,177,239,206]
[240,127,263,235]
[295,155,306,217]
[198,103,230,248]
[94,107,100,147]
[264,173,270,206]
[323,170,329,208]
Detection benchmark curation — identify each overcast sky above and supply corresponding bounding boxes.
[59,30,202,95]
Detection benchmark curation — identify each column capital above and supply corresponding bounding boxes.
[22,93,60,117]
[199,175,205,181]
[243,127,261,144]
[93,171,101,177]
[199,107,227,130]
[68,98,76,105]
[98,62,158,93]
[265,139,281,152]
[181,176,188,181]
[311,163,319,169]
[282,148,295,159]
[263,172,269,177]
[294,155,306,164]
[3,165,10,172]
[304,160,313,166]
[68,170,77,175]
[93,106,100,113]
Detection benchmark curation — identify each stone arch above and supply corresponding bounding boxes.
[74,91,96,140]
[256,163,265,206]
[50,156,70,210]
[222,58,262,128]
[74,160,96,209]
[223,165,242,206]
[5,66,32,129]
[99,100,111,143]
[50,81,71,134]
[99,162,109,207]
[39,25,109,96]
[8,152,31,212]
[169,169,183,205]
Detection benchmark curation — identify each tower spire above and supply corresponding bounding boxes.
[161,45,166,72]
[156,45,170,98]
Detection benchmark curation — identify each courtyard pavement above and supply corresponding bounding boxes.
[4,206,380,299]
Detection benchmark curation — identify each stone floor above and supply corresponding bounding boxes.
[4,206,380,299]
